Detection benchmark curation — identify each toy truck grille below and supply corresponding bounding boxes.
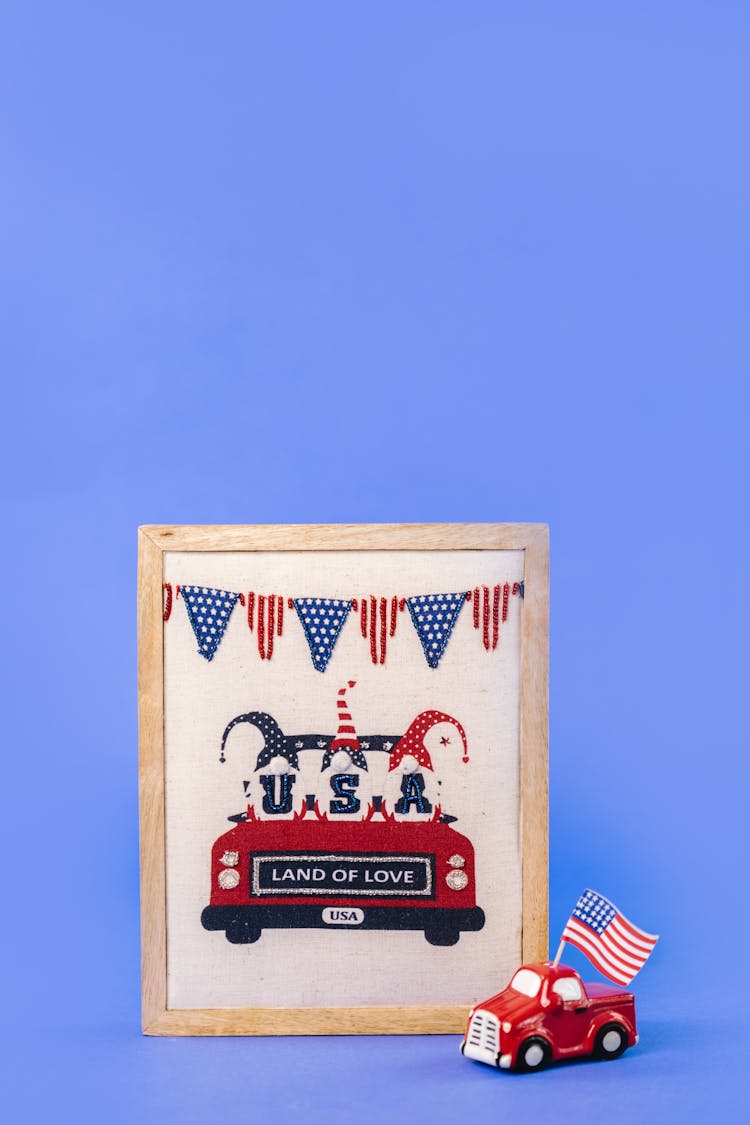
[465,1010,500,1065]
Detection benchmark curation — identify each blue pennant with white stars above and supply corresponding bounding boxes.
[181,585,239,661]
[293,598,352,672]
[406,592,468,669]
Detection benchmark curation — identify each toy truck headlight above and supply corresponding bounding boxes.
[502,1021,512,1034]
[447,854,466,868]
[218,868,240,890]
[446,869,469,891]
[220,851,239,867]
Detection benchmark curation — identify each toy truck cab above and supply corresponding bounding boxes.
[461,962,638,1071]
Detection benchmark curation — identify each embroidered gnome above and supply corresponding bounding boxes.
[219,711,302,819]
[383,710,469,821]
[320,682,371,819]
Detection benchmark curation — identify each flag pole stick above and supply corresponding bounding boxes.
[552,940,566,968]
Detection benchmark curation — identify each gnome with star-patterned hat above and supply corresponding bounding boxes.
[219,710,301,819]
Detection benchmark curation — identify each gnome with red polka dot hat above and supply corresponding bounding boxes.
[384,710,469,820]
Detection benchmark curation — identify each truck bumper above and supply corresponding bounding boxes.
[202,903,485,943]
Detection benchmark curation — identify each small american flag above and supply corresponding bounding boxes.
[561,889,658,986]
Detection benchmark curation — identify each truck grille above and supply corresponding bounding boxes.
[467,1010,499,1056]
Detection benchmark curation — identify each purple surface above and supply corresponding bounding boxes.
[2,2,748,1120]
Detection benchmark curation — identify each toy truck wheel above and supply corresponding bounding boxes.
[593,1022,628,1061]
[515,1037,552,1073]
[226,919,261,944]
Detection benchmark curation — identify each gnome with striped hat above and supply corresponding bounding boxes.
[321,681,371,819]
[384,710,469,821]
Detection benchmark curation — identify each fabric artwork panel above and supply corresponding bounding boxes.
[164,550,525,1011]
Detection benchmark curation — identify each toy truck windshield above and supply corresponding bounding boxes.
[509,968,542,997]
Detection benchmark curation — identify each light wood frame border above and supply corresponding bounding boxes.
[138,523,548,1035]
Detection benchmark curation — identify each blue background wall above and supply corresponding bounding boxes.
[2,2,747,1121]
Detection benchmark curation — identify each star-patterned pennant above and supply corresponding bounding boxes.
[181,585,239,661]
[406,592,468,669]
[293,597,353,672]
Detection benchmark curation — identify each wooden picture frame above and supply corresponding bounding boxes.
[138,523,549,1035]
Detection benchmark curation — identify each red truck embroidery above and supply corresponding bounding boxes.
[202,814,485,946]
[202,702,485,946]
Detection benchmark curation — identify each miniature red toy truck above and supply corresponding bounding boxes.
[201,814,485,946]
[461,961,638,1071]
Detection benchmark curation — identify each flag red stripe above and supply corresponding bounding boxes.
[390,595,397,637]
[360,599,367,637]
[502,581,510,622]
[606,918,656,958]
[277,596,283,635]
[563,922,634,985]
[482,585,490,650]
[611,915,658,951]
[380,596,387,664]
[562,920,638,983]
[563,930,631,986]
[248,592,255,630]
[599,929,647,972]
[473,586,480,628]
[565,920,643,981]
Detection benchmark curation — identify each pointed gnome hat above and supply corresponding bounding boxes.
[387,710,469,772]
[322,681,368,771]
[218,711,296,770]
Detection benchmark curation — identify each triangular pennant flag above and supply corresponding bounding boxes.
[406,592,468,668]
[181,584,239,661]
[293,597,352,672]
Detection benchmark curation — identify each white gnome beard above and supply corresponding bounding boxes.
[253,756,299,820]
[383,760,436,821]
[330,749,354,773]
[322,754,371,820]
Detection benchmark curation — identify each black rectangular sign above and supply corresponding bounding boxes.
[250,852,435,898]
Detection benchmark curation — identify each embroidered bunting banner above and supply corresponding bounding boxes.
[293,597,353,672]
[171,582,522,667]
[181,585,239,661]
[405,592,468,669]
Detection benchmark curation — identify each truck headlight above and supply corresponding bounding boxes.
[218,868,240,890]
[220,850,239,867]
[447,854,466,868]
[502,1021,512,1034]
[446,869,469,891]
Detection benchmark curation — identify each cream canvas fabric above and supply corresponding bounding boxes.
[164,549,525,1010]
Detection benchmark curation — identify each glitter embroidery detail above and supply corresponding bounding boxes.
[163,583,173,621]
[181,585,239,661]
[294,598,353,672]
[405,592,467,669]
